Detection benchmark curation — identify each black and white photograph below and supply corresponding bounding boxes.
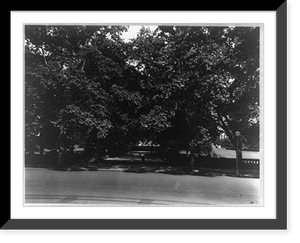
[6,5,292,235]
[24,24,262,207]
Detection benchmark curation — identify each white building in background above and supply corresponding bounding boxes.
[219,133,228,139]
[211,145,260,160]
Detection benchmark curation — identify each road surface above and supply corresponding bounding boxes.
[25,168,261,206]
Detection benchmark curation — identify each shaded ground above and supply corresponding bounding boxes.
[26,152,259,178]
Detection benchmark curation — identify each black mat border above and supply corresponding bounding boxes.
[4,2,287,230]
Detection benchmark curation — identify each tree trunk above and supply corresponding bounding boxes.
[216,110,237,149]
[237,137,243,164]
[186,119,195,171]
[39,127,45,155]
[128,144,132,155]
[189,145,196,171]
[57,126,66,166]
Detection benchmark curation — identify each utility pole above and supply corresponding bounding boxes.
[235,131,241,175]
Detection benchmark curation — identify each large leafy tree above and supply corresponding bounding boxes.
[25,25,260,167]
[127,26,260,167]
[25,25,139,164]
[127,26,217,167]
[203,27,260,151]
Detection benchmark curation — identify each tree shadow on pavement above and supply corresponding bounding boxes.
[39,153,259,178]
[122,164,259,178]
[122,165,214,177]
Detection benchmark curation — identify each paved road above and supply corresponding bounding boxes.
[25,168,261,206]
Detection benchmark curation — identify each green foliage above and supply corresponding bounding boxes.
[127,26,259,155]
[25,25,134,156]
[25,25,260,164]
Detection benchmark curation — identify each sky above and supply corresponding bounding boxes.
[121,25,157,42]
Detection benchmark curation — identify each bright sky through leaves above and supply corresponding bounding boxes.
[121,25,157,42]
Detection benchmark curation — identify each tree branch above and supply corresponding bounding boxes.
[39,47,47,66]
[81,59,86,71]
[216,110,236,148]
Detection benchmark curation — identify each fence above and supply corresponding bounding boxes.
[201,158,260,170]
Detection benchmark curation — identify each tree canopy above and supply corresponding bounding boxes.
[25,25,260,166]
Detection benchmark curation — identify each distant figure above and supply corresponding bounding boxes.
[141,153,145,162]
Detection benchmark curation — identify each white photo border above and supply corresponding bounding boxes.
[11,10,276,220]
